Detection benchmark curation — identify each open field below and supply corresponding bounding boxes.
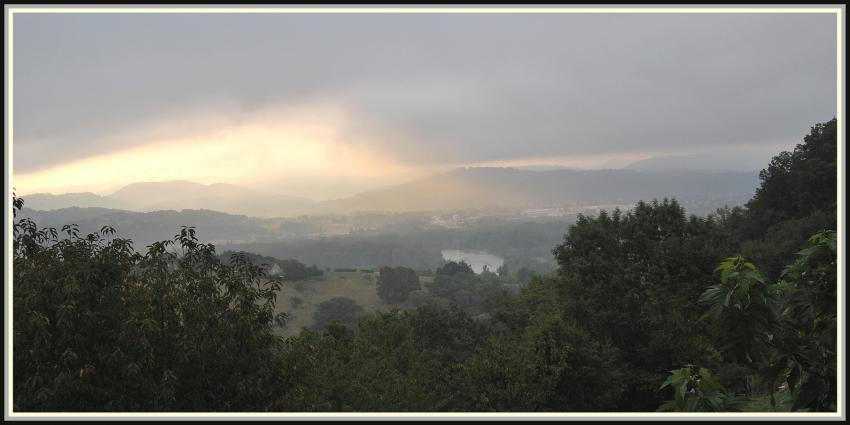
[275,271,421,337]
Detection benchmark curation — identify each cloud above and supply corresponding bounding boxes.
[12,11,838,186]
[13,103,428,194]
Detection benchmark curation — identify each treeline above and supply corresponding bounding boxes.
[11,118,837,412]
[376,261,520,315]
[218,250,323,281]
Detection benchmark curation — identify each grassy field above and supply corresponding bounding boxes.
[275,271,421,337]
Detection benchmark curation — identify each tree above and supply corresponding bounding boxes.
[473,275,626,411]
[657,365,739,412]
[279,304,488,412]
[550,199,732,410]
[740,210,836,281]
[436,260,474,276]
[376,266,420,304]
[12,195,288,412]
[426,269,504,315]
[695,230,837,411]
[311,297,364,331]
[746,118,837,236]
[698,256,780,365]
[770,230,837,412]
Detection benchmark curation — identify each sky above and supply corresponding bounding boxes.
[11,10,838,199]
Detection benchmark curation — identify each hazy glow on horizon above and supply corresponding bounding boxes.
[14,105,427,195]
[464,153,651,170]
[13,103,664,196]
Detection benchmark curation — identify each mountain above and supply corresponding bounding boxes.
[301,167,760,215]
[21,181,315,218]
[624,153,765,172]
[18,192,127,210]
[109,180,315,218]
[15,206,319,249]
[20,167,760,218]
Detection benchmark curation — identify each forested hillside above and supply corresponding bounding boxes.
[11,118,838,412]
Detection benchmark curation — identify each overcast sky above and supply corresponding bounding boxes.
[11,10,838,196]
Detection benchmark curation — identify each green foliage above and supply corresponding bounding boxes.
[219,251,323,281]
[425,268,507,315]
[311,297,364,330]
[698,256,780,365]
[436,260,475,276]
[780,230,837,327]
[376,266,420,304]
[468,321,625,411]
[280,304,488,411]
[658,365,738,412]
[551,198,732,409]
[746,118,837,235]
[13,196,287,411]
[471,275,626,411]
[695,230,836,412]
[740,210,836,281]
[279,301,626,412]
[768,230,837,412]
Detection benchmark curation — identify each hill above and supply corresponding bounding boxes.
[18,192,126,210]
[301,167,760,215]
[624,153,766,172]
[20,168,758,218]
[108,180,315,217]
[15,206,318,250]
[21,180,315,218]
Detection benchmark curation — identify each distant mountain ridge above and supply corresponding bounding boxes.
[109,180,314,217]
[22,180,314,218]
[21,167,760,218]
[624,153,766,172]
[300,167,760,215]
[18,192,125,211]
[15,206,316,252]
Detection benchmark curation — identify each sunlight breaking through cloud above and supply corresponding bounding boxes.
[14,104,425,195]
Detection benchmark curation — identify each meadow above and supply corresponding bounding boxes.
[275,271,436,337]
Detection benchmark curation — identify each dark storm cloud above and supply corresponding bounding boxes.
[12,11,837,173]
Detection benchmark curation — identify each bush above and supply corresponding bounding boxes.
[311,297,364,330]
[376,266,420,304]
[436,261,474,276]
